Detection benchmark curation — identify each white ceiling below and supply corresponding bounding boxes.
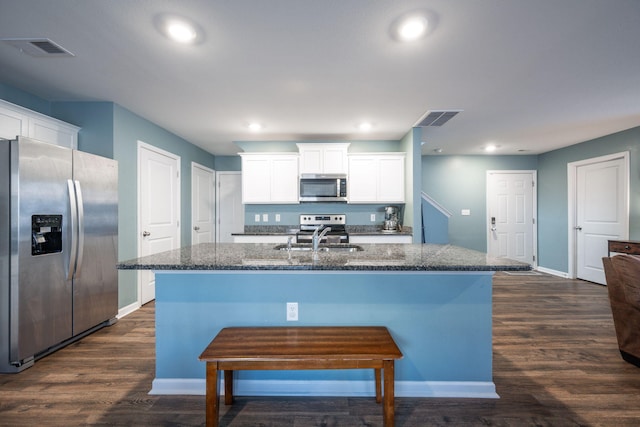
[1,0,639,156]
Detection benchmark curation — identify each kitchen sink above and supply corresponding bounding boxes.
[274,243,363,252]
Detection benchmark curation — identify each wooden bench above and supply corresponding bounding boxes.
[199,326,403,427]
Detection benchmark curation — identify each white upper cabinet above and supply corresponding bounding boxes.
[297,143,349,174]
[240,153,299,204]
[0,99,79,148]
[348,153,405,203]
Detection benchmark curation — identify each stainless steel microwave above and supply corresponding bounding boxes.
[299,174,347,202]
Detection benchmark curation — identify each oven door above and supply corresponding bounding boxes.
[296,233,349,244]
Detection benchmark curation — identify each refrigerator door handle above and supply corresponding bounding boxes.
[74,180,85,278]
[66,179,78,280]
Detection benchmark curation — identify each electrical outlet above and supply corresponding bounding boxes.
[262,213,269,222]
[275,214,281,222]
[370,214,376,222]
[286,302,298,321]
[254,214,260,222]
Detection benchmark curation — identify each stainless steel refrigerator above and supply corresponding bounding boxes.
[1,136,118,373]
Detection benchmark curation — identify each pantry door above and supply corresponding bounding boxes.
[569,153,628,284]
[191,162,215,244]
[138,142,181,305]
[486,171,537,265]
[216,171,243,243]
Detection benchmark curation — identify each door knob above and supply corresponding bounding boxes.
[574,226,582,231]
[194,226,200,231]
[142,231,151,237]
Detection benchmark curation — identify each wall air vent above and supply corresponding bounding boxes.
[415,110,462,127]
[1,38,75,57]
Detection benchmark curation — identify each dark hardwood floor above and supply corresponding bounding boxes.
[2,272,640,426]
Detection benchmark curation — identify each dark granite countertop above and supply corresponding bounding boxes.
[232,225,413,236]
[117,243,531,272]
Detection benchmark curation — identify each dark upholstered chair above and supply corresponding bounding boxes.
[602,255,640,367]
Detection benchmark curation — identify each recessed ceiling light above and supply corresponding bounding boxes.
[358,122,373,132]
[155,14,203,45]
[484,144,499,153]
[398,17,427,41]
[390,10,436,42]
[167,21,197,43]
[248,123,263,132]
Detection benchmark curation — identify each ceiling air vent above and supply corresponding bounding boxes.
[1,38,74,57]
[415,110,462,127]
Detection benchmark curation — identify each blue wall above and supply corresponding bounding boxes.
[422,197,450,244]
[0,83,50,116]
[112,104,216,307]
[421,126,640,274]
[401,127,423,243]
[214,155,241,171]
[421,155,538,252]
[537,126,640,273]
[52,102,115,158]
[244,203,405,227]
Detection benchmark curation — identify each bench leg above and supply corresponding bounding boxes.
[205,362,220,427]
[224,370,234,405]
[383,360,395,427]
[375,368,382,404]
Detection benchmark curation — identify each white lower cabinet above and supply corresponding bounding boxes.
[348,153,405,203]
[0,99,79,148]
[240,153,299,204]
[349,235,413,244]
[233,235,294,244]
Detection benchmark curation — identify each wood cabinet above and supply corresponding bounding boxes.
[348,153,405,203]
[240,153,299,204]
[0,99,79,148]
[608,240,640,256]
[297,143,349,174]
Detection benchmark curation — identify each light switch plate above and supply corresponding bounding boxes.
[262,214,268,222]
[461,209,471,216]
[254,214,260,222]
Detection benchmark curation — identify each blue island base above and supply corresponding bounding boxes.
[151,270,498,399]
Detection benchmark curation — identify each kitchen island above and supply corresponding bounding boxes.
[118,243,529,399]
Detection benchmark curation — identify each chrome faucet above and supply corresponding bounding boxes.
[312,226,331,252]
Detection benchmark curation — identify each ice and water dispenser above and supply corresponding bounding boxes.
[31,214,63,256]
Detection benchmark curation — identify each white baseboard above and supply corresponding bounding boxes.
[149,378,498,399]
[536,266,569,278]
[117,301,141,319]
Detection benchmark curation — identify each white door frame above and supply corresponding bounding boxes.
[567,151,629,279]
[191,162,215,244]
[485,170,538,267]
[137,141,181,305]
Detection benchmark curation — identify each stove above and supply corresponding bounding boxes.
[296,214,349,244]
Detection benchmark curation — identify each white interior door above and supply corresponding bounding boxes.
[216,171,243,243]
[573,154,628,284]
[191,162,215,244]
[138,142,180,304]
[487,171,537,265]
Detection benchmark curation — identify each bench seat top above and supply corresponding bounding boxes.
[199,326,403,363]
